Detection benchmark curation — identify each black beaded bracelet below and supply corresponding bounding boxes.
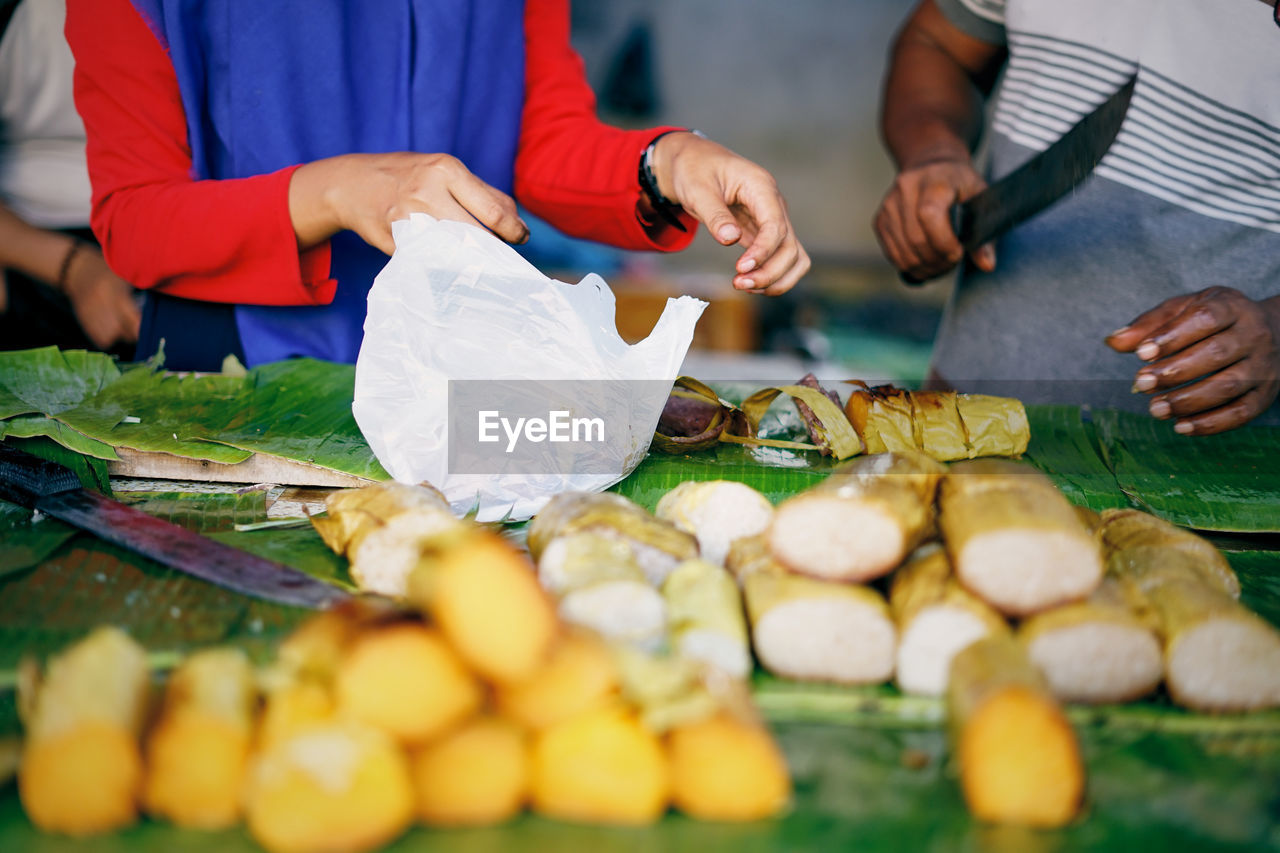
[638,129,706,232]
[55,238,87,293]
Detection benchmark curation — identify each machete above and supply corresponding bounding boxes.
[953,72,1138,250]
[0,443,351,609]
[903,72,1137,282]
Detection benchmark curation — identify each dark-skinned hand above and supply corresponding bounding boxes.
[1106,286,1280,435]
[873,158,995,283]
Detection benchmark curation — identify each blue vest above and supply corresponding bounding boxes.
[130,0,525,367]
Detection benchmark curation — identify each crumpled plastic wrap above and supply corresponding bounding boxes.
[353,213,706,521]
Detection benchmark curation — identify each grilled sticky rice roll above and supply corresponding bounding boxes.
[940,459,1103,617]
[947,634,1084,828]
[536,531,666,650]
[661,559,751,679]
[890,544,1008,697]
[312,481,460,597]
[655,480,774,567]
[529,491,699,586]
[767,451,945,583]
[1099,510,1280,712]
[730,535,895,685]
[1019,578,1163,704]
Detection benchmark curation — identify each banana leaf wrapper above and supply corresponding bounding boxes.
[908,391,969,461]
[844,384,1029,460]
[1097,508,1239,598]
[661,559,751,679]
[528,492,698,586]
[956,393,1030,457]
[843,383,916,455]
[732,384,863,460]
[652,377,734,454]
[889,544,1009,697]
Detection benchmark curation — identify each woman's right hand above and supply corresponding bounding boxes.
[289,152,529,254]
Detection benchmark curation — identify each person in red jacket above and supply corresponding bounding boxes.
[66,0,809,371]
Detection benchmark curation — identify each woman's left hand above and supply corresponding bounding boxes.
[650,131,810,296]
[1106,286,1280,435]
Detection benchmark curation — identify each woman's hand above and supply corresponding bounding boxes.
[649,131,810,296]
[1106,287,1280,435]
[290,152,529,255]
[62,246,141,350]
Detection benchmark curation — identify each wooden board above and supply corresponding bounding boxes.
[105,447,375,488]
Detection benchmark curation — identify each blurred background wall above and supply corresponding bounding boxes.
[523,0,951,382]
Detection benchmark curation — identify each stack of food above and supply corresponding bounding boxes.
[669,453,1278,828]
[16,506,791,852]
[654,375,1031,461]
[507,454,1280,830]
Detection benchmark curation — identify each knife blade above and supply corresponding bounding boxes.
[952,72,1137,251]
[0,443,351,610]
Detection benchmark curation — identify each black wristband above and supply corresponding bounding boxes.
[55,238,88,293]
[638,129,706,232]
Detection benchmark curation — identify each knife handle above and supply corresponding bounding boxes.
[897,203,970,286]
[950,202,972,249]
[0,444,83,508]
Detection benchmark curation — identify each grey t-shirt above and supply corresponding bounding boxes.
[930,0,1280,421]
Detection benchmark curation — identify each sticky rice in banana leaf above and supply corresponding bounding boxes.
[956,394,1030,457]
[907,391,969,462]
[843,383,916,455]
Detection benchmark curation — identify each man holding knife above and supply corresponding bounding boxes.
[874,0,1280,434]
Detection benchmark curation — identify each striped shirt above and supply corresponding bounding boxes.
[930,0,1280,419]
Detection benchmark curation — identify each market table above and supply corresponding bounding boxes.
[1,349,1278,850]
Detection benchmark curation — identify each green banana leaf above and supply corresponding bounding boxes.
[4,435,111,492]
[0,489,338,689]
[1094,410,1280,533]
[51,364,255,464]
[1232,550,1280,630]
[1022,405,1134,512]
[0,349,389,481]
[0,346,119,419]
[3,348,1276,531]
[0,502,75,580]
[181,359,390,481]
[0,414,120,461]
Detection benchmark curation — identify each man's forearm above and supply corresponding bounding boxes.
[880,3,1001,171]
[881,38,985,170]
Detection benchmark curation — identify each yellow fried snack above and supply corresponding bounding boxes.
[335,622,481,745]
[531,706,669,825]
[408,529,558,684]
[143,648,256,829]
[19,627,149,837]
[409,716,529,827]
[668,711,791,821]
[245,721,414,853]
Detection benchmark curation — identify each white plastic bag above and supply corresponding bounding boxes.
[354,213,706,521]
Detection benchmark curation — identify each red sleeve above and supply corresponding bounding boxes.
[65,0,334,305]
[515,0,697,252]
